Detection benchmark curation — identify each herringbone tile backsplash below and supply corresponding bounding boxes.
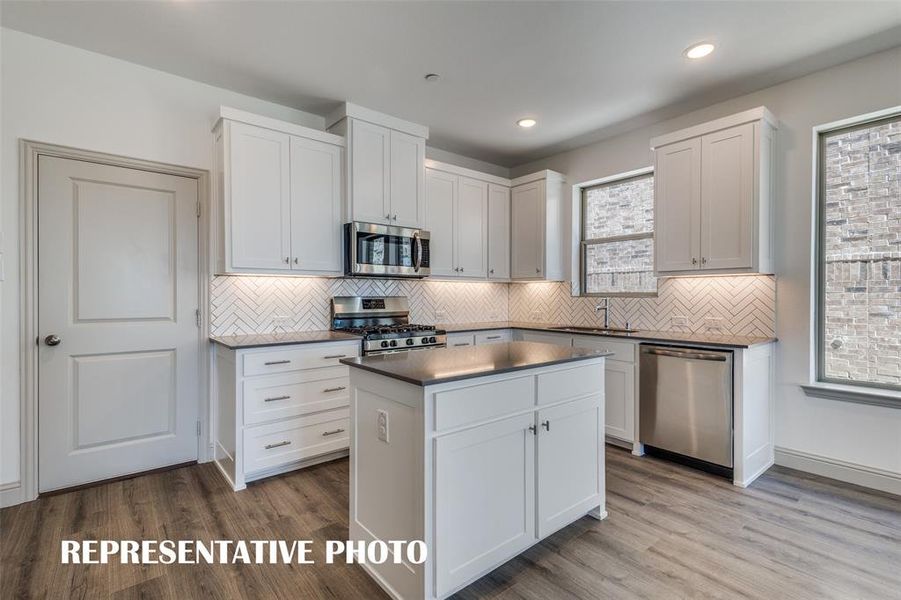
[210,275,775,338]
[509,276,775,336]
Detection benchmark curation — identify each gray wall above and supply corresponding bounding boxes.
[511,47,901,477]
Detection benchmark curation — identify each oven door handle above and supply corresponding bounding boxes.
[412,231,422,273]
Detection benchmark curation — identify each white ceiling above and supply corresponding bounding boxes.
[2,1,900,166]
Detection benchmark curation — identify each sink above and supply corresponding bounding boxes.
[548,326,639,334]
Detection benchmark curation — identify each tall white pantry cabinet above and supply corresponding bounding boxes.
[652,106,777,276]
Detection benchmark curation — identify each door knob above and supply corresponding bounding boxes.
[45,334,61,346]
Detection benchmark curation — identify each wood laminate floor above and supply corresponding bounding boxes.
[2,447,899,599]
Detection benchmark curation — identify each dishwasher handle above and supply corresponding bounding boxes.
[640,346,729,362]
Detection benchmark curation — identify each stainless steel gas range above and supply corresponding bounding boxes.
[331,296,447,355]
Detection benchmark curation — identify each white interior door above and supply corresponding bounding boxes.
[456,177,488,278]
[38,156,200,492]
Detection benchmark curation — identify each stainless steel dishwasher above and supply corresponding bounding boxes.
[639,344,733,473]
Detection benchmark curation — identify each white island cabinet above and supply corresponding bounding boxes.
[343,342,609,600]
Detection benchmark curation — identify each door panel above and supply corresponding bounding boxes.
[350,119,390,223]
[228,121,292,270]
[425,168,457,277]
[456,177,488,277]
[290,136,343,273]
[511,181,543,279]
[701,123,754,270]
[655,138,701,273]
[389,129,425,228]
[38,156,200,492]
[435,414,536,597]
[487,184,510,279]
[536,395,604,537]
[603,360,635,442]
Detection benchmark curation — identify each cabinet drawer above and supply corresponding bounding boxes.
[516,330,573,347]
[537,363,604,405]
[242,343,359,376]
[434,376,534,431]
[446,333,475,348]
[243,409,349,473]
[244,369,349,425]
[475,330,512,345]
[571,335,636,363]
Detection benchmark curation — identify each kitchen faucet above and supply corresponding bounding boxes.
[595,298,610,328]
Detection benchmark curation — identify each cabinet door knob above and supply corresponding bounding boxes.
[691,257,698,265]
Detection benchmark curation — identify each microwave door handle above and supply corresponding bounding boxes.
[413,231,421,272]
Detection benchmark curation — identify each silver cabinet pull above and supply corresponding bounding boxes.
[323,386,347,393]
[702,257,708,265]
[460,267,464,272]
[283,257,290,264]
[542,420,550,431]
[691,257,698,265]
[323,354,347,359]
[321,428,345,437]
[385,214,391,220]
[392,214,397,221]
[293,258,299,264]
[528,425,537,435]
[486,335,502,340]
[264,440,291,450]
[535,267,541,273]
[453,343,469,347]
[264,395,290,403]
[264,360,291,366]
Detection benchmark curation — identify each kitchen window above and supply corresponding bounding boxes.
[580,170,656,296]
[816,112,900,391]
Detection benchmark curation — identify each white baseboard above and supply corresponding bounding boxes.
[774,447,901,496]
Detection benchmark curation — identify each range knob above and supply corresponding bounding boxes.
[380,341,389,348]
[389,340,398,347]
[421,337,429,344]
[428,336,437,343]
[406,338,414,346]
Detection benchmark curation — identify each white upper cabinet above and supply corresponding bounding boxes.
[347,119,390,224]
[456,177,489,277]
[425,168,457,277]
[488,184,511,280]
[425,161,503,280]
[214,109,345,275]
[328,103,428,229]
[290,136,344,273]
[651,107,776,276]
[511,171,566,281]
[224,121,292,271]
[389,129,426,228]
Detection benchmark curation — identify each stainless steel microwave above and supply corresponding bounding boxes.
[344,222,431,278]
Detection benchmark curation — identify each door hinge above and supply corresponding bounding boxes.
[196,201,201,218]
[196,420,202,437]
[195,308,202,328]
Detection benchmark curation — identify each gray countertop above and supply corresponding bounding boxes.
[440,321,776,349]
[340,341,611,386]
[210,330,361,349]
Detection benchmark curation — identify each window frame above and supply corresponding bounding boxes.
[814,110,901,393]
[578,168,657,297]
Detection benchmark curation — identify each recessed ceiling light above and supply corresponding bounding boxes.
[684,42,715,59]
[424,73,440,82]
[517,118,537,128]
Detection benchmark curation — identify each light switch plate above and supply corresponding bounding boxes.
[704,316,725,330]
[672,316,689,327]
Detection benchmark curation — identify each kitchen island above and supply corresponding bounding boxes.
[341,342,611,600]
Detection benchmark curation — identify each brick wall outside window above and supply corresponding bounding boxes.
[821,117,900,387]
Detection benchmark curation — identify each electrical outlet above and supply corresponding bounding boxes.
[488,309,500,320]
[434,309,448,322]
[672,316,689,327]
[377,409,389,443]
[530,310,545,321]
[704,317,725,330]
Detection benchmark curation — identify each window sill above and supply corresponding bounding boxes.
[801,383,901,409]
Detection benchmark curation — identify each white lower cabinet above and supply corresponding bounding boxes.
[446,332,475,347]
[601,360,635,442]
[435,413,536,596]
[474,330,512,345]
[214,340,360,490]
[536,394,604,537]
[515,330,573,347]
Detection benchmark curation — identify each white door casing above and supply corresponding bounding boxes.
[38,156,201,492]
